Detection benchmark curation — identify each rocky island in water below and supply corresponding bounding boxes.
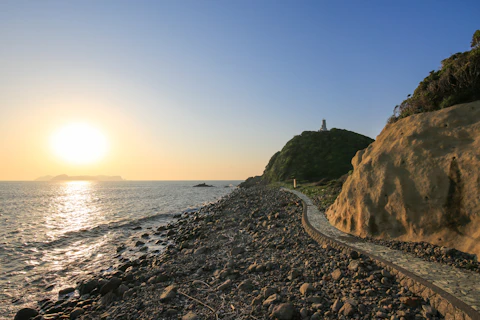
[193,183,214,187]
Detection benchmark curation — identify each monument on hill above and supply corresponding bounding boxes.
[320,119,328,131]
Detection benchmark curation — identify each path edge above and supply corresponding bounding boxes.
[287,190,479,320]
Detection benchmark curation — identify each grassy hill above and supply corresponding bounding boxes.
[259,128,373,184]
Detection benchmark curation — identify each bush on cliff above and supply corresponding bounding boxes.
[262,128,373,183]
[389,30,480,123]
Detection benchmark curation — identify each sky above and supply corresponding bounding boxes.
[0,0,479,181]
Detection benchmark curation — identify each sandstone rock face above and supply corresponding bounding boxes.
[326,101,480,256]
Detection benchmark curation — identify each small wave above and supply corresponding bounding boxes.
[33,209,182,250]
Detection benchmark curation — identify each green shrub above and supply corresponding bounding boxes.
[389,30,480,123]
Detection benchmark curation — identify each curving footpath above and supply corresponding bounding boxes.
[283,188,480,320]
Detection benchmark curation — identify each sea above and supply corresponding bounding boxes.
[0,180,240,318]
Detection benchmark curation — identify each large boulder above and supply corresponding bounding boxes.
[326,101,480,256]
[14,308,38,320]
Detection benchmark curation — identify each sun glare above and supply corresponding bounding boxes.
[51,123,108,164]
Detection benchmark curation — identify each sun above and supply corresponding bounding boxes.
[51,123,108,164]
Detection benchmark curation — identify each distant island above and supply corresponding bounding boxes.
[35,174,124,181]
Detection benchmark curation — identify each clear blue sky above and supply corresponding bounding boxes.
[0,1,479,180]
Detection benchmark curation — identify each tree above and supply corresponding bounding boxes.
[471,30,480,49]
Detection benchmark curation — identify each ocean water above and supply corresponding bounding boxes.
[0,180,240,318]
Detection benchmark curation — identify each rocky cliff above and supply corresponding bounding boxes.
[326,101,480,256]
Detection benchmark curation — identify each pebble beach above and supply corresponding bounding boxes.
[14,186,451,320]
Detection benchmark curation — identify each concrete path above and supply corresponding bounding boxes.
[284,188,480,320]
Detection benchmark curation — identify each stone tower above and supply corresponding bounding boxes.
[320,119,328,131]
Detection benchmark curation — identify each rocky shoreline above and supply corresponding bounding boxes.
[15,187,442,320]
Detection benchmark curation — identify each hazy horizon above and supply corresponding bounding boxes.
[1,1,479,180]
[4,179,244,182]
[28,174,244,182]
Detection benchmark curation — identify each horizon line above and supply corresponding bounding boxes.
[0,179,246,182]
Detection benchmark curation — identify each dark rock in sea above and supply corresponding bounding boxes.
[78,279,99,295]
[135,241,145,247]
[58,287,75,296]
[118,263,131,272]
[132,226,142,230]
[45,284,55,291]
[193,183,214,187]
[100,277,122,295]
[112,270,124,278]
[14,308,38,320]
[116,284,129,297]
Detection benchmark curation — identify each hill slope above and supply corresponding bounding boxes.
[262,128,374,183]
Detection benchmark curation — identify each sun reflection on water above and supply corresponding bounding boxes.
[45,181,97,240]
[42,180,110,277]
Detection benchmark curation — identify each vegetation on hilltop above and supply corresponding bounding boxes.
[389,30,480,123]
[262,128,373,183]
